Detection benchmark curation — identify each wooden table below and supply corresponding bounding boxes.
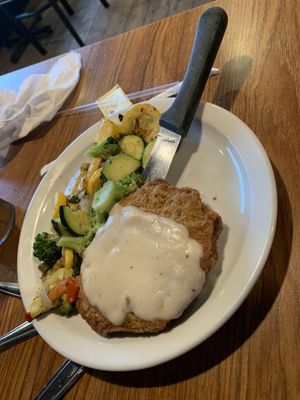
[0,0,299,398]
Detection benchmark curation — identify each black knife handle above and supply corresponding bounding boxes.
[159,7,228,136]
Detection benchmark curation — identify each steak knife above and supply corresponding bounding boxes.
[142,7,228,181]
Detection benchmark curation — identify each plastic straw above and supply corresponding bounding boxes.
[57,68,219,118]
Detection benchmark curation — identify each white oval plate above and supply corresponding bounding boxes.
[18,99,277,371]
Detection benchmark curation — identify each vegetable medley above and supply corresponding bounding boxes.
[27,103,160,322]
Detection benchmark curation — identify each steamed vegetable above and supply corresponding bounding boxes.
[95,119,121,143]
[142,138,156,168]
[59,293,76,315]
[118,171,143,193]
[26,269,74,320]
[58,279,79,315]
[59,206,93,236]
[121,103,160,143]
[52,192,67,219]
[119,135,144,160]
[29,102,161,321]
[57,235,92,257]
[85,136,120,159]
[102,153,141,181]
[92,172,143,213]
[33,233,62,267]
[86,168,103,195]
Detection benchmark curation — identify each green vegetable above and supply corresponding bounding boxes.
[92,172,143,213]
[72,253,82,276]
[51,218,70,236]
[33,232,62,266]
[59,206,93,236]
[102,153,141,181]
[142,138,156,168]
[38,262,51,275]
[89,208,108,228]
[92,181,124,213]
[85,136,120,159]
[57,235,92,257]
[118,171,143,194]
[119,135,144,160]
[58,294,76,316]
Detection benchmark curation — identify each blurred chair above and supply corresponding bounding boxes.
[0,0,110,63]
[99,0,109,7]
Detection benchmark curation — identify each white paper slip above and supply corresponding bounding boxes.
[96,85,132,118]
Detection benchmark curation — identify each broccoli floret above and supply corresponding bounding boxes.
[85,136,120,160]
[89,208,108,228]
[33,232,62,266]
[118,171,143,196]
[58,294,76,316]
[57,235,92,257]
[95,210,108,226]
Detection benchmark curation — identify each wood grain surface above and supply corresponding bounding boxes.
[0,0,299,399]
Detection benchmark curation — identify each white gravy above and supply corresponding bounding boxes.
[81,204,205,326]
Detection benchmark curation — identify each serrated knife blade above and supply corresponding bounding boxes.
[143,127,181,182]
[143,7,228,182]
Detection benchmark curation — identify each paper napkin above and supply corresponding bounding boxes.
[0,51,82,161]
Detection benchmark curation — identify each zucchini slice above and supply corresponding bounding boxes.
[142,138,156,168]
[119,135,144,160]
[102,153,141,181]
[92,181,123,213]
[59,206,92,236]
[51,218,70,236]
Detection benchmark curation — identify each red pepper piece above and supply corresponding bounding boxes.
[66,277,79,304]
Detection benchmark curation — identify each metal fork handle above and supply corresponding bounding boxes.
[0,281,37,351]
[0,281,86,398]
[35,359,85,400]
[0,281,21,298]
[0,321,37,352]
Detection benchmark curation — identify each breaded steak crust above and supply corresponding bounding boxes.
[77,276,168,336]
[77,179,223,336]
[120,180,222,273]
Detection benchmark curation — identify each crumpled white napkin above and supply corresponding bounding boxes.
[0,51,82,161]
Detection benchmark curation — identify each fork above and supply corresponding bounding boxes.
[0,281,85,399]
[0,281,38,351]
